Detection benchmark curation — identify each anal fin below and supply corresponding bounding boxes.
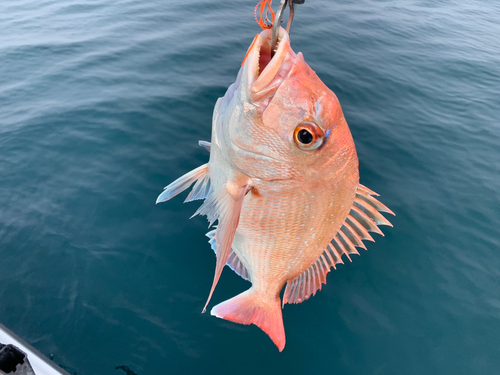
[283,184,394,305]
[193,179,252,313]
[206,229,250,281]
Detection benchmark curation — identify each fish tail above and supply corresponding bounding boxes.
[211,289,285,351]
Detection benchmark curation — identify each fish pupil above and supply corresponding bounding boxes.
[298,129,313,144]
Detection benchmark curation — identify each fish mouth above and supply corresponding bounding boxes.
[243,27,291,97]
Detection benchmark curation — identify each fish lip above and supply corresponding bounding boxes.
[243,27,290,97]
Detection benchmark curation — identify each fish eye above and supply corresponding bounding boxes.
[293,122,325,151]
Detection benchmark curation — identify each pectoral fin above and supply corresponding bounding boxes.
[193,179,252,313]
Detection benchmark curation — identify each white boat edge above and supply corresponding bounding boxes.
[0,324,71,375]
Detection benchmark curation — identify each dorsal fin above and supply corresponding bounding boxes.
[206,230,250,281]
[283,184,394,305]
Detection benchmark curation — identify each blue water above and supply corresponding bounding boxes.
[1,0,499,374]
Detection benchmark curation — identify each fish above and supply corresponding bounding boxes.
[156,27,394,351]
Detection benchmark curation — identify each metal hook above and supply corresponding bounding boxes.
[271,0,289,58]
[271,0,304,57]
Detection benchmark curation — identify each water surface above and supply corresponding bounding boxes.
[0,0,499,374]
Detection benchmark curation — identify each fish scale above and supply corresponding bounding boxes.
[238,191,309,282]
[156,27,393,351]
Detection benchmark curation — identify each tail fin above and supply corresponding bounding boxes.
[211,289,286,351]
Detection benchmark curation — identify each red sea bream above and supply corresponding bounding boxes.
[157,27,394,351]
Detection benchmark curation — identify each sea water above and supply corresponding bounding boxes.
[0,0,499,374]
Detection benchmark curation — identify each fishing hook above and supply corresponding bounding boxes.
[271,0,305,57]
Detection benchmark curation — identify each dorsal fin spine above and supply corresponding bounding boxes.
[318,255,328,284]
[297,273,305,303]
[356,193,394,215]
[302,267,312,301]
[313,262,321,289]
[282,280,292,306]
[321,254,330,276]
[313,263,323,293]
[326,244,337,266]
[312,265,319,295]
[338,230,360,256]
[357,184,379,196]
[342,222,367,250]
[333,235,352,262]
[328,243,343,266]
[354,197,393,226]
[287,276,297,305]
[302,270,309,301]
[323,245,337,269]
[309,267,316,296]
[312,266,318,296]
[291,276,299,304]
[346,216,375,242]
[310,265,318,297]
[285,278,294,305]
[350,206,384,235]
[293,276,300,302]
[283,184,394,305]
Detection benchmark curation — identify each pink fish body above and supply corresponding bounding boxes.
[157,28,393,351]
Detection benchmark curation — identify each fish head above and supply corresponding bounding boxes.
[218,28,358,185]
